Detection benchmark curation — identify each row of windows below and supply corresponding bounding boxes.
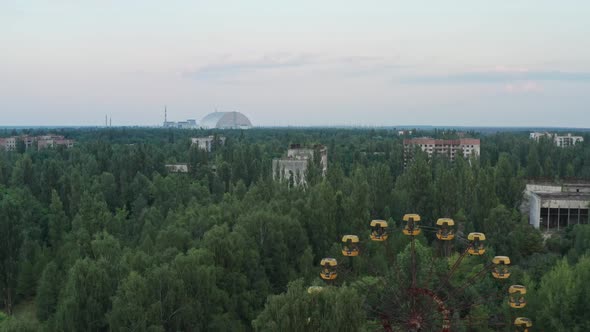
[417,144,477,148]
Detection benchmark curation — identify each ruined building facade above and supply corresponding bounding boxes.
[272,144,328,186]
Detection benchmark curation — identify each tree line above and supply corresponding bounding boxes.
[0,127,589,331]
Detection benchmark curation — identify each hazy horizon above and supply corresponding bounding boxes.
[3,1,590,127]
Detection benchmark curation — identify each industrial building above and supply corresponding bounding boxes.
[191,136,226,152]
[523,182,590,230]
[403,138,480,165]
[200,111,252,129]
[163,119,198,129]
[161,107,198,129]
[272,144,328,186]
[529,132,584,147]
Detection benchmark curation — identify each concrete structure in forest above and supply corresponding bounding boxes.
[0,135,74,151]
[36,135,75,150]
[165,163,189,173]
[524,182,590,230]
[529,132,584,147]
[272,144,328,185]
[403,137,480,166]
[0,137,17,151]
[191,135,226,152]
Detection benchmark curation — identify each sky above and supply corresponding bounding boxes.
[2,1,590,127]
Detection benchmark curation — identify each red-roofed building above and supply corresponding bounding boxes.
[403,137,480,165]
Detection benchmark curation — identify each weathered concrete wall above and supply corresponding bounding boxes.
[521,184,562,214]
[529,193,541,228]
[525,184,562,193]
[272,159,309,185]
[563,184,590,193]
[286,147,328,175]
[541,199,590,209]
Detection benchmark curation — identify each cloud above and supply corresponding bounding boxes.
[183,54,410,82]
[504,81,543,93]
[401,69,590,84]
[183,54,317,81]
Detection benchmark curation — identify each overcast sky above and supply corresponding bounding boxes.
[2,1,590,127]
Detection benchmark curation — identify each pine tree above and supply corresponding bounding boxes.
[36,262,61,321]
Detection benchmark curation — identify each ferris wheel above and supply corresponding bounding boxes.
[317,214,533,332]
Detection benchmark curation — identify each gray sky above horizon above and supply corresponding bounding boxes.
[2,1,590,127]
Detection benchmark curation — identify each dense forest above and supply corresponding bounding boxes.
[0,127,590,331]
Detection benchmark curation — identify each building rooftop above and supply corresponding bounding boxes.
[526,179,590,186]
[403,137,480,145]
[534,192,590,200]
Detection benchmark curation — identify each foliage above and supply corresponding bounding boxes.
[0,127,588,330]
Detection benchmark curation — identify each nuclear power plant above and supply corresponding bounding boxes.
[200,111,252,129]
[162,108,252,129]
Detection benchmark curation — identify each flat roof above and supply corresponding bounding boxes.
[526,179,590,186]
[535,192,590,201]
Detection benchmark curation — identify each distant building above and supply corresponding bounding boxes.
[0,135,74,151]
[191,135,226,152]
[37,135,75,150]
[554,133,584,147]
[523,181,590,230]
[23,136,36,149]
[164,119,198,129]
[0,137,17,151]
[162,107,198,129]
[165,163,189,173]
[530,132,584,147]
[273,144,328,186]
[403,138,480,165]
[200,111,252,129]
[529,132,552,141]
[398,130,413,136]
[287,144,328,175]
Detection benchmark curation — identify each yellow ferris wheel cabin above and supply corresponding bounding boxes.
[341,235,360,257]
[467,232,486,255]
[403,214,421,236]
[436,218,455,241]
[320,258,338,280]
[370,220,389,241]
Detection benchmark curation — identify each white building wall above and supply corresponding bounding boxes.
[529,193,541,228]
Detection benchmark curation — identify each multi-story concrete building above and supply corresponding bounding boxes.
[403,138,480,165]
[273,144,328,185]
[554,133,584,147]
[0,137,17,151]
[530,132,584,147]
[37,135,75,150]
[191,136,226,152]
[529,132,552,141]
[523,182,590,230]
[0,135,74,151]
